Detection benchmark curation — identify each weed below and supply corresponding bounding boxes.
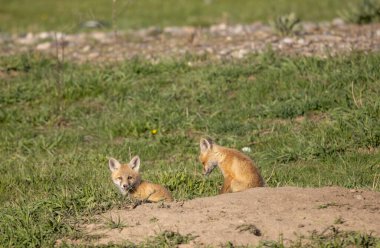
[149,217,159,223]
[334,216,345,225]
[270,13,301,36]
[236,224,262,236]
[339,0,380,24]
[104,215,128,230]
[317,202,338,209]
[140,231,195,247]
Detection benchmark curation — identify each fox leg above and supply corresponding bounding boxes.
[220,178,232,194]
[230,179,250,193]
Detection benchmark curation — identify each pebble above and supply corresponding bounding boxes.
[332,18,345,26]
[36,42,51,50]
[282,37,294,44]
[354,195,363,200]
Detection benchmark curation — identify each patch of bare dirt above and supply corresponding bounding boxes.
[78,186,380,246]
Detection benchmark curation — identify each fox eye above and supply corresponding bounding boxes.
[117,177,122,180]
[127,176,133,180]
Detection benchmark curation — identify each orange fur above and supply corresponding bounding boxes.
[199,138,265,193]
[109,156,173,202]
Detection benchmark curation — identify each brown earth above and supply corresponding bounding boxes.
[78,187,380,247]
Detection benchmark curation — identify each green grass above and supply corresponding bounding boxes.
[0,52,379,246]
[0,0,364,33]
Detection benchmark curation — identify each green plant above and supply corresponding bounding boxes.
[140,231,195,247]
[270,13,301,36]
[104,215,128,230]
[339,0,380,24]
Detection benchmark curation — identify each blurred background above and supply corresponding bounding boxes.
[0,0,363,32]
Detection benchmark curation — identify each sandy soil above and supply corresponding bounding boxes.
[79,186,379,246]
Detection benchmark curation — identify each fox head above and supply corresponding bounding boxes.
[108,156,142,195]
[199,138,219,176]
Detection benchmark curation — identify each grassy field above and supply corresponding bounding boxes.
[0,0,362,32]
[0,51,379,246]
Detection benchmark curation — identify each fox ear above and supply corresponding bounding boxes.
[109,158,121,172]
[200,138,213,153]
[129,155,140,172]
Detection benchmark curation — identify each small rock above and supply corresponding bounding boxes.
[354,194,363,200]
[17,32,35,45]
[82,45,91,52]
[332,18,345,26]
[210,23,227,33]
[282,37,294,45]
[81,20,109,29]
[137,27,162,37]
[36,42,51,50]
[91,32,107,41]
[54,32,65,40]
[88,52,99,59]
[38,32,52,40]
[297,38,310,45]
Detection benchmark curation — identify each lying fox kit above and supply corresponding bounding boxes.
[109,156,173,202]
[199,138,265,194]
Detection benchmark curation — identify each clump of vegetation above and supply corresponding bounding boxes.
[104,215,128,231]
[141,231,195,247]
[270,13,301,36]
[339,0,380,24]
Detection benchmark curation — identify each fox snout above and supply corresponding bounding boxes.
[122,183,129,190]
[122,183,133,191]
[203,162,217,176]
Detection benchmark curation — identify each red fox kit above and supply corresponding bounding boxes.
[199,138,265,194]
[109,156,173,202]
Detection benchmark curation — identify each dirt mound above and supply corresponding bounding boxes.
[81,187,379,246]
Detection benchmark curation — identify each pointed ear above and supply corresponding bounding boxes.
[109,158,121,172]
[129,155,140,172]
[200,138,213,153]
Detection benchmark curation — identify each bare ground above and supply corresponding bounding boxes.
[77,186,380,247]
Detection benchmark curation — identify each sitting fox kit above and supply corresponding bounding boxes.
[109,156,173,202]
[199,138,265,194]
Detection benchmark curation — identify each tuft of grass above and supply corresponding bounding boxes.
[317,202,339,209]
[339,0,380,24]
[334,216,345,225]
[269,13,301,36]
[104,215,128,230]
[140,231,195,248]
[236,224,262,236]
